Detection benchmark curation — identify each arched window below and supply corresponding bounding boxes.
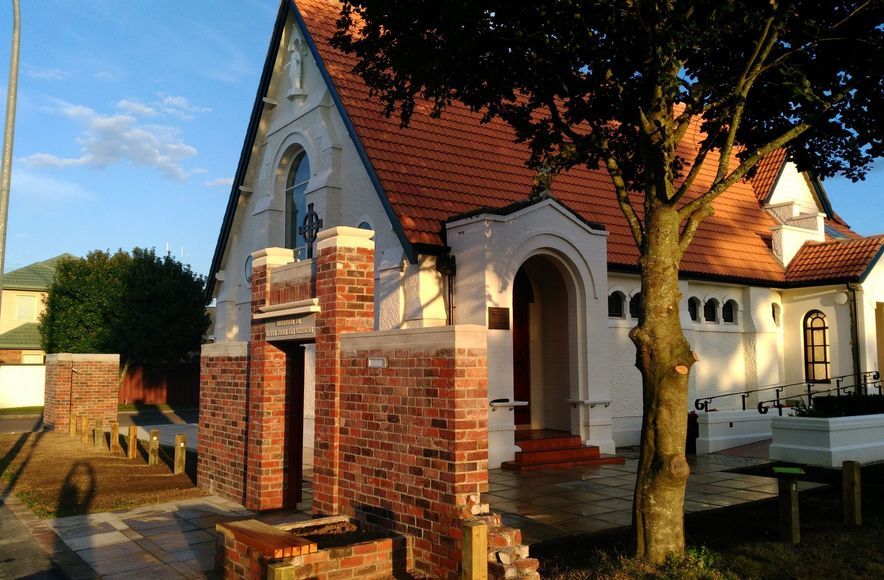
[722,300,738,324]
[703,299,719,323]
[285,152,311,252]
[772,303,782,326]
[608,291,625,318]
[688,297,701,322]
[804,310,830,382]
[629,292,643,319]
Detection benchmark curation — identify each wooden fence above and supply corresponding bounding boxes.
[119,362,200,406]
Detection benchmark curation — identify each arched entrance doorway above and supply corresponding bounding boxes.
[512,254,575,433]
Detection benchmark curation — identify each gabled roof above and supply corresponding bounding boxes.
[3,254,74,291]
[0,323,41,350]
[209,0,876,296]
[750,149,788,204]
[786,236,884,285]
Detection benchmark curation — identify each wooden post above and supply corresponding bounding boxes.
[774,466,803,544]
[110,421,121,454]
[461,520,488,580]
[68,414,77,437]
[94,419,104,449]
[80,416,89,444]
[148,429,159,466]
[128,425,138,459]
[843,460,862,526]
[174,434,186,475]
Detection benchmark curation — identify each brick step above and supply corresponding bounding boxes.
[514,445,601,464]
[501,455,626,472]
[514,435,583,452]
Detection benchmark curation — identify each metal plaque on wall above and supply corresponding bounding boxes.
[487,307,510,330]
[264,313,318,341]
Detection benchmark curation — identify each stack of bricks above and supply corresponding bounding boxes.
[43,353,119,432]
[198,342,249,502]
[480,513,541,579]
[312,227,376,517]
[336,325,489,577]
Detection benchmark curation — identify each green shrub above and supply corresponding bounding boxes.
[793,394,884,418]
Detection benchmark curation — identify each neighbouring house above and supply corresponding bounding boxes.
[0,255,72,365]
[198,1,884,575]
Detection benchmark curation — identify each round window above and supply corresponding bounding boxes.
[244,255,253,284]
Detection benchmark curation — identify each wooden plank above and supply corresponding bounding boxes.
[843,460,862,526]
[127,425,138,459]
[148,429,159,466]
[461,520,488,580]
[110,422,121,454]
[174,434,186,475]
[217,519,317,558]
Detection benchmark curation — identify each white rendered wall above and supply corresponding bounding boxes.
[781,285,855,386]
[0,364,45,408]
[766,163,819,215]
[857,260,884,377]
[607,275,785,446]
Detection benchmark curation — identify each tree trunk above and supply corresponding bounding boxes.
[631,204,696,563]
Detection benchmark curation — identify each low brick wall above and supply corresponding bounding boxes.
[215,516,412,580]
[198,342,249,503]
[43,353,119,432]
[336,325,489,577]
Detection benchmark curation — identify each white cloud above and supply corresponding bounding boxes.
[93,70,115,80]
[205,177,233,188]
[25,66,69,80]
[158,95,211,119]
[21,100,197,181]
[10,167,94,201]
[116,99,157,117]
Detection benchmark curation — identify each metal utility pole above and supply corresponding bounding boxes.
[0,0,21,312]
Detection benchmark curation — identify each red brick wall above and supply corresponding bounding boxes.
[312,234,375,516]
[215,519,411,580]
[337,328,489,577]
[43,354,119,432]
[198,346,249,503]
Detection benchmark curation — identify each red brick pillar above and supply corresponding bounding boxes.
[313,226,375,516]
[43,354,120,431]
[198,342,249,503]
[246,247,295,511]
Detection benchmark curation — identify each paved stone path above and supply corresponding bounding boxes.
[136,423,199,450]
[1,436,825,577]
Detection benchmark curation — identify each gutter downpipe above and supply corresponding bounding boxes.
[847,283,862,393]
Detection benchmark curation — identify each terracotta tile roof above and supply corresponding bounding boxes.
[291,1,850,285]
[786,236,884,284]
[749,149,787,203]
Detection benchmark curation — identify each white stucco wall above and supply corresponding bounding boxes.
[767,162,819,215]
[857,259,884,377]
[606,275,785,446]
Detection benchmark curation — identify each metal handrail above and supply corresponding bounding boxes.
[694,370,881,414]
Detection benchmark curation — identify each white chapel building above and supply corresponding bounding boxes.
[205,0,884,469]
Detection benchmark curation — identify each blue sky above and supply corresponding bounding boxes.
[0,1,880,276]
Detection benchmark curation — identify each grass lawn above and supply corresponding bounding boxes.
[0,431,205,518]
[534,463,884,579]
[0,405,43,416]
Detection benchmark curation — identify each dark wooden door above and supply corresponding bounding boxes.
[284,344,305,507]
[512,270,533,426]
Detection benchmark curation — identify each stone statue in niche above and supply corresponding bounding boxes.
[286,29,307,99]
